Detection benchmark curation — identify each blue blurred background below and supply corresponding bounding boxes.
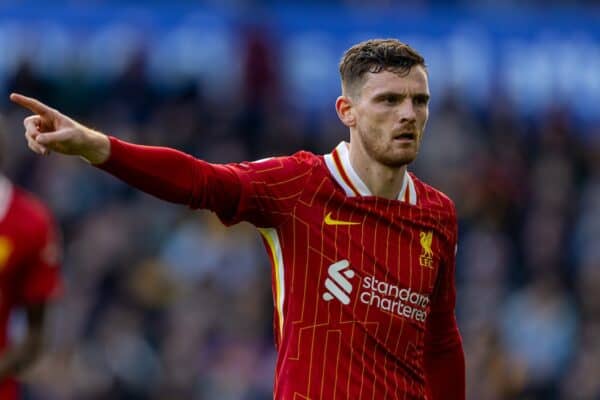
[1,0,599,399]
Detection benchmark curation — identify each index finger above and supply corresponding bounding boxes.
[9,93,56,117]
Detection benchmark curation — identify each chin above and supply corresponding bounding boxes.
[381,148,418,167]
[379,153,417,168]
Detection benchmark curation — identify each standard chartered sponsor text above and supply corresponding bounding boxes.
[360,276,429,322]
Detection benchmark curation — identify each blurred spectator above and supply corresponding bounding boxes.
[0,116,62,400]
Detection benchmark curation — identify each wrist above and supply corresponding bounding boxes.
[81,130,110,165]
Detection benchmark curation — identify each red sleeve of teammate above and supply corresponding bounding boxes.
[97,136,314,227]
[424,206,465,400]
[19,203,62,305]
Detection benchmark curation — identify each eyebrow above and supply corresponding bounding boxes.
[414,93,430,102]
[372,91,430,101]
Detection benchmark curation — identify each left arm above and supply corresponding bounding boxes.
[424,307,465,400]
[0,304,46,380]
[424,213,465,400]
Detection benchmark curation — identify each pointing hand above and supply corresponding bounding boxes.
[10,93,110,164]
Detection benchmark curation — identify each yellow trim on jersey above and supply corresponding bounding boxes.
[258,228,285,340]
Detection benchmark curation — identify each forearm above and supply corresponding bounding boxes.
[96,136,241,211]
[96,136,200,205]
[79,129,111,164]
[10,93,242,213]
[424,338,465,400]
[424,312,465,400]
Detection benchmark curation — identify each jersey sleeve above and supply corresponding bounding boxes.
[98,137,316,227]
[20,204,62,305]
[218,154,315,227]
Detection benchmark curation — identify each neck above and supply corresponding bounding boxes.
[348,142,407,200]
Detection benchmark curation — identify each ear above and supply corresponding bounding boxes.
[335,95,356,128]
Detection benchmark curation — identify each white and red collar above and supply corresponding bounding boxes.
[324,142,417,204]
[0,175,13,222]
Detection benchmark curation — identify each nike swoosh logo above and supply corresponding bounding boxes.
[324,212,360,226]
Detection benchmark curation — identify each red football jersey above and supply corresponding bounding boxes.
[214,142,459,399]
[0,176,61,400]
[100,138,463,399]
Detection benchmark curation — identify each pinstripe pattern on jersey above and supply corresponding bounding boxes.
[223,148,456,400]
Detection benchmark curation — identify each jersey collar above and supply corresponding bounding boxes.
[324,142,417,205]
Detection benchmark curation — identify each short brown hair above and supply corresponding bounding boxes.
[339,39,426,95]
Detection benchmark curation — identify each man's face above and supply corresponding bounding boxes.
[350,66,430,168]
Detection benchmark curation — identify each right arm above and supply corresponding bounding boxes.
[10,92,243,215]
[10,93,312,227]
[97,136,242,216]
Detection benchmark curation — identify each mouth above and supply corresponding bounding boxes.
[393,132,416,141]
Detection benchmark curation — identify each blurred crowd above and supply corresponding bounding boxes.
[2,0,599,8]
[1,17,599,400]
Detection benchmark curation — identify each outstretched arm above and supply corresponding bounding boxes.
[11,93,310,226]
[97,136,242,211]
[10,93,241,211]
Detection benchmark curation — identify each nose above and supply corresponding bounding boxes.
[398,98,416,123]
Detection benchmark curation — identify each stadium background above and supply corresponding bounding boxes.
[1,0,599,398]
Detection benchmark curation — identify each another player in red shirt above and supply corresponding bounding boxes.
[0,119,62,400]
[12,39,465,399]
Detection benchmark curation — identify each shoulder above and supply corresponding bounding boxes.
[264,150,321,168]
[410,173,457,218]
[410,174,459,252]
[257,150,321,167]
[233,150,322,177]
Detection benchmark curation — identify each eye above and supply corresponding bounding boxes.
[413,96,429,106]
[383,95,398,104]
